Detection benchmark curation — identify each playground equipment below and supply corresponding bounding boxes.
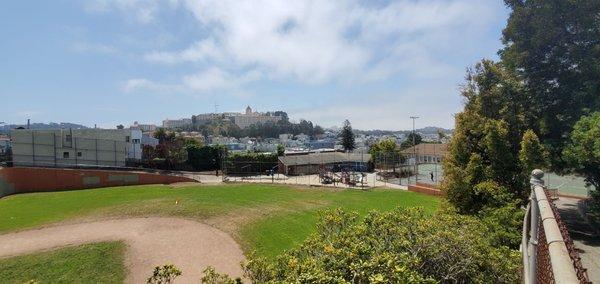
[319,168,366,187]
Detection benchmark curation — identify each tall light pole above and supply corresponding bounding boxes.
[410,116,419,183]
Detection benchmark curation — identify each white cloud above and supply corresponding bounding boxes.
[123,68,262,94]
[101,0,503,100]
[132,0,499,90]
[144,39,222,64]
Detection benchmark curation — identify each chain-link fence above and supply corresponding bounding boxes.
[524,174,591,284]
[223,151,375,188]
[534,188,591,283]
[10,133,133,168]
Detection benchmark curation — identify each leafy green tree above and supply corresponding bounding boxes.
[276,144,285,156]
[563,112,600,221]
[501,0,600,170]
[563,112,600,189]
[369,139,404,171]
[519,129,548,175]
[400,132,422,149]
[443,61,531,247]
[340,119,355,152]
[187,145,227,171]
[153,128,168,144]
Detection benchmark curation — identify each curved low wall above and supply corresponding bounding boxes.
[408,183,443,196]
[0,167,196,197]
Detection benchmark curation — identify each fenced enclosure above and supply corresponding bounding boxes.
[222,151,374,188]
[10,134,130,168]
[545,172,592,198]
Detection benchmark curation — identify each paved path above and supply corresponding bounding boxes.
[554,197,600,283]
[0,217,245,283]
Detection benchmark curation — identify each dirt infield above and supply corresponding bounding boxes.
[0,217,245,283]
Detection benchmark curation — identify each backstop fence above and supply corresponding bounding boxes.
[522,169,590,284]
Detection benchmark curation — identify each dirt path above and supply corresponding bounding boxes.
[0,217,245,283]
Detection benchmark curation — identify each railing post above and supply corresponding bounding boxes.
[528,169,545,284]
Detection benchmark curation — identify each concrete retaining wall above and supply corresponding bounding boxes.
[0,167,196,198]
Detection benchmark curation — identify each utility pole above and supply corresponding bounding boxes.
[410,116,419,184]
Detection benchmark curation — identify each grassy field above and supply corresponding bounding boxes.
[0,183,439,258]
[0,242,126,283]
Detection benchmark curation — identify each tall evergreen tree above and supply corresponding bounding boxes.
[443,61,532,247]
[340,119,355,152]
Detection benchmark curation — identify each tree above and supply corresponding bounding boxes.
[276,144,285,156]
[400,132,422,149]
[501,0,600,171]
[369,139,404,171]
[563,112,600,190]
[519,129,548,175]
[116,124,124,130]
[187,145,227,171]
[443,61,530,248]
[153,128,168,144]
[564,112,600,223]
[340,119,355,151]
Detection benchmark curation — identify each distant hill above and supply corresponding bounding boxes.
[415,126,453,135]
[0,122,89,134]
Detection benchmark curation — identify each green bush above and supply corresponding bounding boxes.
[237,207,520,283]
[147,264,182,284]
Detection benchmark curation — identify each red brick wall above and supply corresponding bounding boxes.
[408,184,443,196]
[0,167,196,197]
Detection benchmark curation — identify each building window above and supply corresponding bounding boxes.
[77,152,82,157]
[132,139,140,144]
[65,134,72,143]
[63,152,69,159]
[126,136,130,142]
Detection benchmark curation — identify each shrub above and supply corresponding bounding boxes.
[201,267,242,284]
[240,207,520,283]
[147,264,182,284]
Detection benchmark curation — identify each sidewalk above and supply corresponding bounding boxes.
[554,197,600,283]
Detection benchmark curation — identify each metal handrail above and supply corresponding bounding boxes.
[522,169,580,284]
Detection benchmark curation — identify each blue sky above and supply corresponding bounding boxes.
[0,0,509,130]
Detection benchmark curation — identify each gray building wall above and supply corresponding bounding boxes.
[10,129,130,167]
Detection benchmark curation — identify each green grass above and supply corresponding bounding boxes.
[0,241,126,283]
[0,183,439,258]
[241,188,439,258]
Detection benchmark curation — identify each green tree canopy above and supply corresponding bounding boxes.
[443,61,532,247]
[369,138,404,168]
[563,112,600,190]
[400,132,423,149]
[501,0,600,170]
